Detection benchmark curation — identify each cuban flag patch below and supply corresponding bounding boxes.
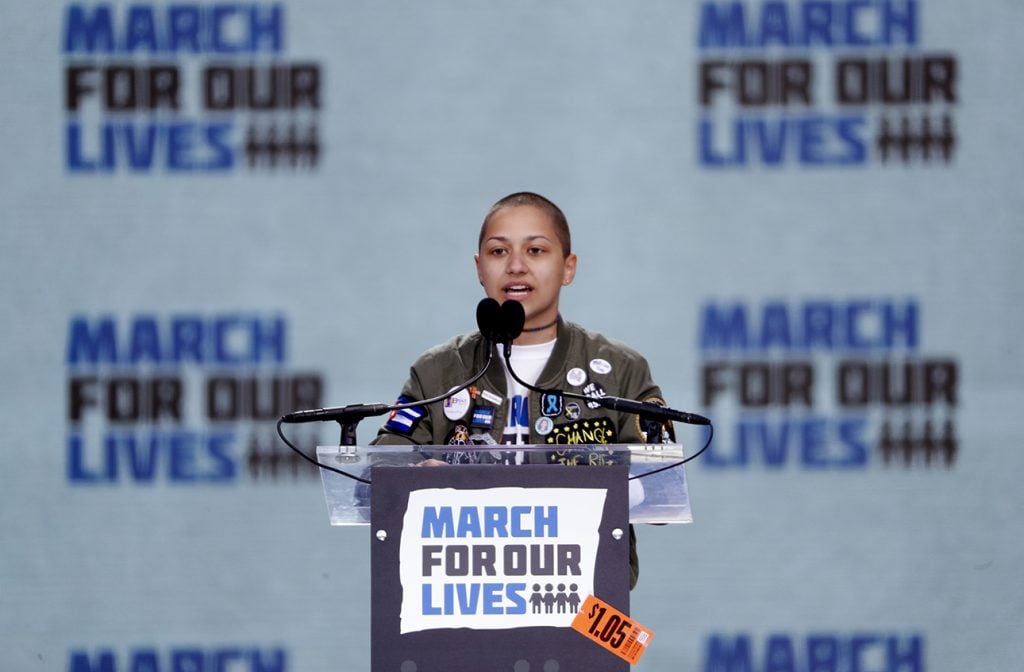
[385,396,427,434]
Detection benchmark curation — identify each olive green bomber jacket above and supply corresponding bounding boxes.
[371,319,670,590]
[372,319,667,448]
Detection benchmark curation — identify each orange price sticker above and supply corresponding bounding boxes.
[570,594,654,665]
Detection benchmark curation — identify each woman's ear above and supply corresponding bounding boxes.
[562,253,578,286]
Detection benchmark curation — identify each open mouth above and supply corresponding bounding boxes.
[503,284,533,300]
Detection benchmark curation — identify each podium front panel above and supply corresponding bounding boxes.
[370,464,630,672]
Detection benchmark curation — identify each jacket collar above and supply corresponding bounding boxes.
[476,319,575,396]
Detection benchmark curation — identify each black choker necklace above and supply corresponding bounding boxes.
[521,314,561,333]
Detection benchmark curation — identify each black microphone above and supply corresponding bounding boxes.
[593,396,711,426]
[281,402,391,424]
[476,297,504,344]
[499,299,526,356]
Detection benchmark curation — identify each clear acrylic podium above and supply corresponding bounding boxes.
[316,443,693,527]
[315,444,692,672]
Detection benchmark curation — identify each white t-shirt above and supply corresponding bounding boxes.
[499,339,556,456]
[496,339,646,508]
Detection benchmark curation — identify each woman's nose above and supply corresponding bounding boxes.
[506,250,526,273]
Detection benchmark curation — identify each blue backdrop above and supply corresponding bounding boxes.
[2,1,1022,670]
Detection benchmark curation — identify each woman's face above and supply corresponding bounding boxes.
[475,205,577,331]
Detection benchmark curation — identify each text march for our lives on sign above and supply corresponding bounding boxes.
[398,487,607,634]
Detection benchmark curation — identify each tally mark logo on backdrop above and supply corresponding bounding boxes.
[62,2,323,174]
[399,487,606,634]
[696,0,960,167]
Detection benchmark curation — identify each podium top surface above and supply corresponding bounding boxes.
[315,443,693,526]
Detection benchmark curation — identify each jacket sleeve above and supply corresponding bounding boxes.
[370,363,437,446]
[616,351,673,444]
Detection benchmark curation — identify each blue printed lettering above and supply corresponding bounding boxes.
[484,507,508,537]
[766,634,796,672]
[705,634,753,672]
[534,506,558,537]
[699,115,867,167]
[421,582,528,616]
[68,646,287,672]
[422,583,442,615]
[699,300,919,352]
[130,317,162,363]
[698,1,917,49]
[125,6,158,52]
[458,583,481,613]
[67,430,237,484]
[483,583,504,614]
[703,633,924,672]
[510,505,532,537]
[701,303,749,350]
[422,506,558,538]
[66,120,236,173]
[64,5,116,53]
[67,316,119,365]
[887,635,924,672]
[422,507,455,538]
[702,415,868,469]
[457,507,482,537]
[63,3,284,54]
[66,315,287,366]
[698,2,747,48]
[172,649,205,671]
[505,583,527,614]
[807,636,839,672]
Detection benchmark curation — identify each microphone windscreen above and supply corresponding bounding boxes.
[501,300,526,341]
[476,298,503,342]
